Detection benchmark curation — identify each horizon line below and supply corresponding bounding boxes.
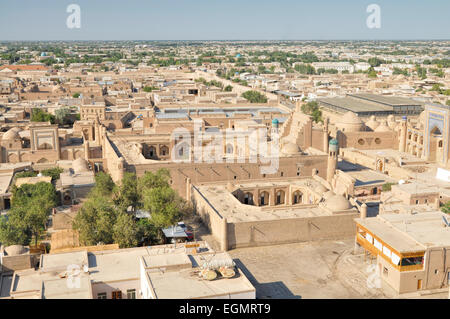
[2,39,450,42]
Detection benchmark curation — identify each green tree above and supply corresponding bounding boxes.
[115,172,139,211]
[142,186,184,228]
[0,215,28,246]
[368,57,384,67]
[224,85,233,92]
[241,91,268,103]
[415,66,427,79]
[442,202,450,214]
[382,183,395,192]
[3,182,57,246]
[368,68,378,78]
[137,169,171,192]
[73,169,191,247]
[55,107,71,125]
[41,167,64,181]
[294,64,315,75]
[143,86,155,92]
[72,196,117,246]
[136,218,158,245]
[91,172,116,198]
[31,108,55,124]
[113,212,138,248]
[72,92,80,98]
[301,101,322,123]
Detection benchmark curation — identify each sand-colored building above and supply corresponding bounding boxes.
[2,242,255,299]
[355,211,450,295]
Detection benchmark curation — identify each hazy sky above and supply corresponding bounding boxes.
[0,0,449,41]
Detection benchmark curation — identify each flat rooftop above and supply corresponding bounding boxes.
[147,267,254,299]
[157,106,289,119]
[349,93,424,107]
[356,211,450,253]
[146,252,254,299]
[195,178,337,223]
[348,169,397,187]
[318,94,423,115]
[393,182,440,195]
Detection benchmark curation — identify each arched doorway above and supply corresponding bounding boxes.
[292,191,303,204]
[259,191,269,206]
[275,190,285,205]
[429,126,443,162]
[160,145,169,157]
[243,192,253,205]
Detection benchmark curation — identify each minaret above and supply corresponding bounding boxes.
[84,134,89,161]
[271,118,279,140]
[323,117,329,153]
[94,115,100,144]
[399,116,407,153]
[327,139,338,184]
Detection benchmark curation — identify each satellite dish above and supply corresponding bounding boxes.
[442,215,450,227]
[83,264,89,273]
[398,179,406,185]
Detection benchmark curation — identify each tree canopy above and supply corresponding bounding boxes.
[72,170,191,248]
[31,108,55,124]
[301,101,323,123]
[0,182,58,246]
[242,90,268,103]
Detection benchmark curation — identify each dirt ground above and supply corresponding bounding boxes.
[187,218,448,299]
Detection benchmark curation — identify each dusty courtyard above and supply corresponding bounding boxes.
[227,239,398,299]
[189,217,448,299]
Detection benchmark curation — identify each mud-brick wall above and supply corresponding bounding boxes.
[1,254,39,272]
[226,212,359,249]
[191,185,226,249]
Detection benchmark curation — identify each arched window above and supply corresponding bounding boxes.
[292,191,303,204]
[431,126,442,135]
[275,190,285,205]
[38,142,53,150]
[226,144,233,154]
[260,191,269,206]
[149,146,156,158]
[244,192,253,205]
[160,145,169,156]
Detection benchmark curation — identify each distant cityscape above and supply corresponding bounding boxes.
[0,38,449,300]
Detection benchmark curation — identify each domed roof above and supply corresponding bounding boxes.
[387,115,396,129]
[314,184,328,194]
[375,120,392,132]
[322,190,335,200]
[341,111,363,124]
[73,158,89,173]
[272,118,279,125]
[338,112,364,132]
[3,127,21,140]
[365,115,379,131]
[5,245,25,256]
[324,194,352,211]
[329,139,338,146]
[281,142,300,155]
